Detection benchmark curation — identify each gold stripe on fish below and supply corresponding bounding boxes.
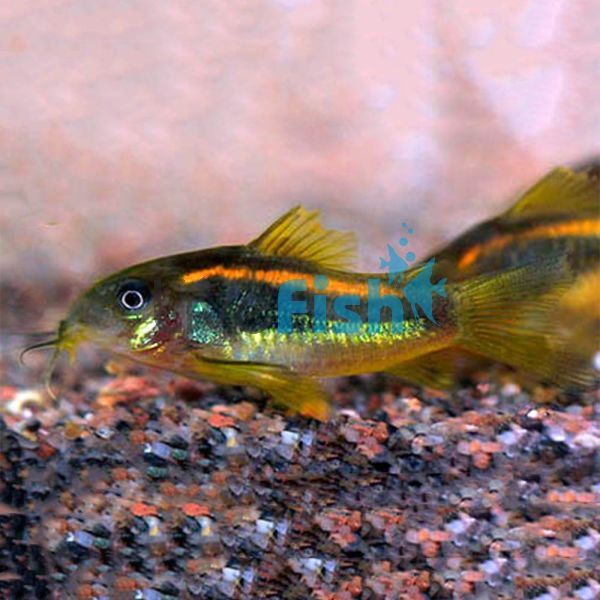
[180,266,399,298]
[459,218,600,269]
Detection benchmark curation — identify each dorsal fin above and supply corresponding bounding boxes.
[249,205,357,270]
[503,166,600,222]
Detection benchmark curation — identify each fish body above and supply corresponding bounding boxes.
[63,229,454,418]
[67,248,445,371]
[429,163,600,280]
[46,164,600,419]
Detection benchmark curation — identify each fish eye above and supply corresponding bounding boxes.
[117,280,151,311]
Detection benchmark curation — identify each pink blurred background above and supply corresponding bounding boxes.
[1,0,599,332]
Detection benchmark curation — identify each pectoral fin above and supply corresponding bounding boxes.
[190,355,331,421]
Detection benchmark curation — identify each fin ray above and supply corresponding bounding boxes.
[386,348,491,390]
[250,205,357,270]
[503,166,600,221]
[386,348,460,390]
[454,256,595,388]
[191,355,331,420]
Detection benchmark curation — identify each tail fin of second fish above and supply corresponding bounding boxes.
[452,255,596,388]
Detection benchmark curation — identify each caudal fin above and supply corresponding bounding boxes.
[453,256,596,388]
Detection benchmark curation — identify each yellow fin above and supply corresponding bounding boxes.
[387,349,460,390]
[387,348,488,390]
[250,205,357,270]
[557,269,600,358]
[190,355,331,421]
[503,166,600,221]
[454,256,594,388]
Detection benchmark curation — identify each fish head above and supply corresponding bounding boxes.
[56,261,184,362]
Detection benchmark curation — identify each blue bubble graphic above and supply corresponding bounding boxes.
[313,275,329,290]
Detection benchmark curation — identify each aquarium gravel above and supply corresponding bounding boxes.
[0,362,599,599]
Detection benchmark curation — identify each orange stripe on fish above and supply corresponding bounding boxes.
[458,218,600,269]
[458,247,482,270]
[180,265,397,298]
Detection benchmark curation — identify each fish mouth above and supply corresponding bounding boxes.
[55,319,83,356]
